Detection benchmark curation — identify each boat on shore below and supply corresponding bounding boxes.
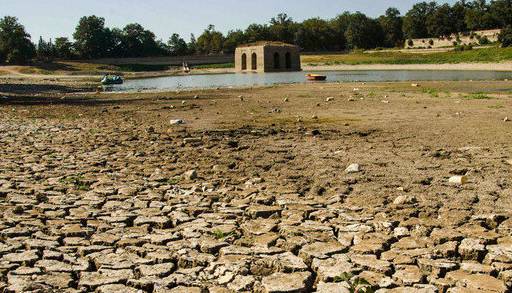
[101,75,124,85]
[306,74,327,81]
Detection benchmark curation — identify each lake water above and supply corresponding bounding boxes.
[108,70,512,92]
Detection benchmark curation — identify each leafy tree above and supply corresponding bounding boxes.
[0,16,35,64]
[378,8,404,47]
[167,33,189,56]
[489,0,512,28]
[188,34,197,55]
[344,12,384,49]
[464,0,499,30]
[427,4,457,37]
[196,25,224,54]
[244,24,271,43]
[294,18,337,51]
[223,30,247,54]
[54,37,74,59]
[498,25,512,47]
[403,2,438,38]
[119,23,162,57]
[36,37,56,62]
[73,16,114,59]
[269,13,297,43]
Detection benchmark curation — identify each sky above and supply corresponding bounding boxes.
[2,0,458,42]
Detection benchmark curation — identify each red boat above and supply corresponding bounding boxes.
[306,74,327,81]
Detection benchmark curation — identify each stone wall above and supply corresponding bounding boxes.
[405,29,501,49]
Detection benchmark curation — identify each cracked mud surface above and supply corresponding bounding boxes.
[0,81,511,292]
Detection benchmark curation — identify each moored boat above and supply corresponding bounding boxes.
[101,75,124,85]
[306,74,327,81]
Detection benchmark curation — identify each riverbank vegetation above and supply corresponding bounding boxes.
[303,47,512,65]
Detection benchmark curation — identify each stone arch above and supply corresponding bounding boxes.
[285,52,292,69]
[251,53,257,70]
[241,53,247,70]
[273,52,280,69]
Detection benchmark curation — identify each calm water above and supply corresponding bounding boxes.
[108,70,512,92]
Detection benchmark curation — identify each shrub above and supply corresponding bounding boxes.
[498,26,512,48]
[428,39,434,46]
[479,36,490,45]
[407,39,414,47]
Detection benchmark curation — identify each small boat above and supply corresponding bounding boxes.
[101,75,123,85]
[306,74,327,81]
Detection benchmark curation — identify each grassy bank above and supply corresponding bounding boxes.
[302,47,512,66]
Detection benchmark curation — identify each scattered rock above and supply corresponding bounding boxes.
[170,119,185,125]
[345,164,361,174]
[449,175,468,185]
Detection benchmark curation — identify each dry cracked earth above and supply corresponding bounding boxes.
[0,81,512,293]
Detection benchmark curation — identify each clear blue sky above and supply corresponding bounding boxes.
[3,0,457,42]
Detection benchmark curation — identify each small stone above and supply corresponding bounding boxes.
[184,170,197,180]
[284,97,289,102]
[449,175,468,185]
[312,115,318,120]
[411,83,420,87]
[170,119,185,125]
[393,195,417,205]
[381,100,390,104]
[504,117,510,122]
[345,164,361,174]
[326,97,334,102]
[194,95,199,99]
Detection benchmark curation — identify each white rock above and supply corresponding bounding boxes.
[326,97,334,102]
[411,83,420,87]
[184,170,197,180]
[381,100,390,104]
[504,117,510,122]
[345,164,361,174]
[449,175,468,185]
[170,119,185,125]
[284,97,289,102]
[393,195,416,205]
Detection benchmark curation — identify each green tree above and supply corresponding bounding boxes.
[498,25,512,47]
[196,25,224,54]
[294,18,337,51]
[464,0,499,30]
[223,30,247,54]
[426,4,457,37]
[269,13,297,43]
[73,16,114,59]
[54,37,74,59]
[489,0,512,28]
[0,16,35,64]
[36,37,56,62]
[119,23,162,57]
[244,24,271,43]
[188,34,197,55]
[344,12,384,49]
[403,2,438,38]
[167,33,189,56]
[378,8,404,47]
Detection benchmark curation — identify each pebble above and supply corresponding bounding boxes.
[504,117,509,122]
[170,119,185,125]
[449,175,468,185]
[184,170,198,180]
[326,97,334,102]
[345,163,361,173]
[411,83,420,87]
[284,97,289,102]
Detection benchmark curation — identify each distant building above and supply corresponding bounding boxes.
[235,42,301,73]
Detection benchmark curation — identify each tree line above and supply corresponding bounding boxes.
[1,0,511,65]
